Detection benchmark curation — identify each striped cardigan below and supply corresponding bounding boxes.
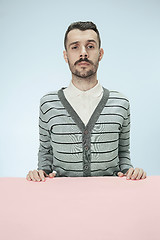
[37,87,133,177]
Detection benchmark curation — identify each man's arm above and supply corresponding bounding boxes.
[118,102,147,180]
[118,102,133,174]
[37,98,54,175]
[26,97,57,182]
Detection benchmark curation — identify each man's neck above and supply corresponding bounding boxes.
[71,74,98,91]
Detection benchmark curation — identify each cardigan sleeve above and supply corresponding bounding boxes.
[118,102,134,174]
[37,98,55,175]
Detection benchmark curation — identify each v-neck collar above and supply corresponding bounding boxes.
[58,87,110,133]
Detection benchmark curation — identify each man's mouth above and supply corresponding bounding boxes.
[78,61,90,66]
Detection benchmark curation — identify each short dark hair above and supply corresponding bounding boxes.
[64,21,101,50]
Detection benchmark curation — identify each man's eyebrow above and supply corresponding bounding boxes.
[69,41,79,47]
[69,39,97,47]
[87,40,97,45]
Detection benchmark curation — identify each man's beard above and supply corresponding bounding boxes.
[74,69,96,78]
[68,58,99,79]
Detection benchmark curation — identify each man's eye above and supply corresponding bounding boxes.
[87,45,94,49]
[72,46,78,49]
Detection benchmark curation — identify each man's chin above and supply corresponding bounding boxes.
[73,70,95,79]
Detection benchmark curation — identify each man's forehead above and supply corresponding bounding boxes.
[67,29,98,44]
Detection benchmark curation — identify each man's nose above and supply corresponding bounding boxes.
[80,46,88,58]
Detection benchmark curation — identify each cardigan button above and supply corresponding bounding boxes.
[85,146,88,151]
[84,130,88,135]
[84,165,88,170]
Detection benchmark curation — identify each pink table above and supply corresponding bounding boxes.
[0,176,160,240]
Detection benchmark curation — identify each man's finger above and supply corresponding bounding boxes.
[117,172,123,177]
[134,168,143,180]
[126,168,135,179]
[29,171,36,181]
[142,171,147,179]
[130,168,142,179]
[39,170,47,181]
[33,170,41,181]
[26,174,31,181]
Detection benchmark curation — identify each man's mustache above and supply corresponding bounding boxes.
[74,58,93,66]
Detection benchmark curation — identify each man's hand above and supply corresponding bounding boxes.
[117,167,147,180]
[26,170,56,182]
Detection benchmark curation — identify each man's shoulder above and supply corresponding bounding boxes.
[40,90,60,105]
[106,89,130,109]
[108,90,130,102]
[41,90,59,98]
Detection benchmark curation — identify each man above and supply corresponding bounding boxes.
[26,21,147,182]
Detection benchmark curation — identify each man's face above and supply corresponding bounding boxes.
[63,29,104,78]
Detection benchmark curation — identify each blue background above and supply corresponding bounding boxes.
[0,0,160,177]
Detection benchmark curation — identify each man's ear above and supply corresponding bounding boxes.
[99,48,104,61]
[63,50,68,63]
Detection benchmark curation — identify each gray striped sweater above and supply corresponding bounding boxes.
[37,87,133,177]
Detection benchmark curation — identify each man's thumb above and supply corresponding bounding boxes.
[49,172,56,178]
[117,172,124,177]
